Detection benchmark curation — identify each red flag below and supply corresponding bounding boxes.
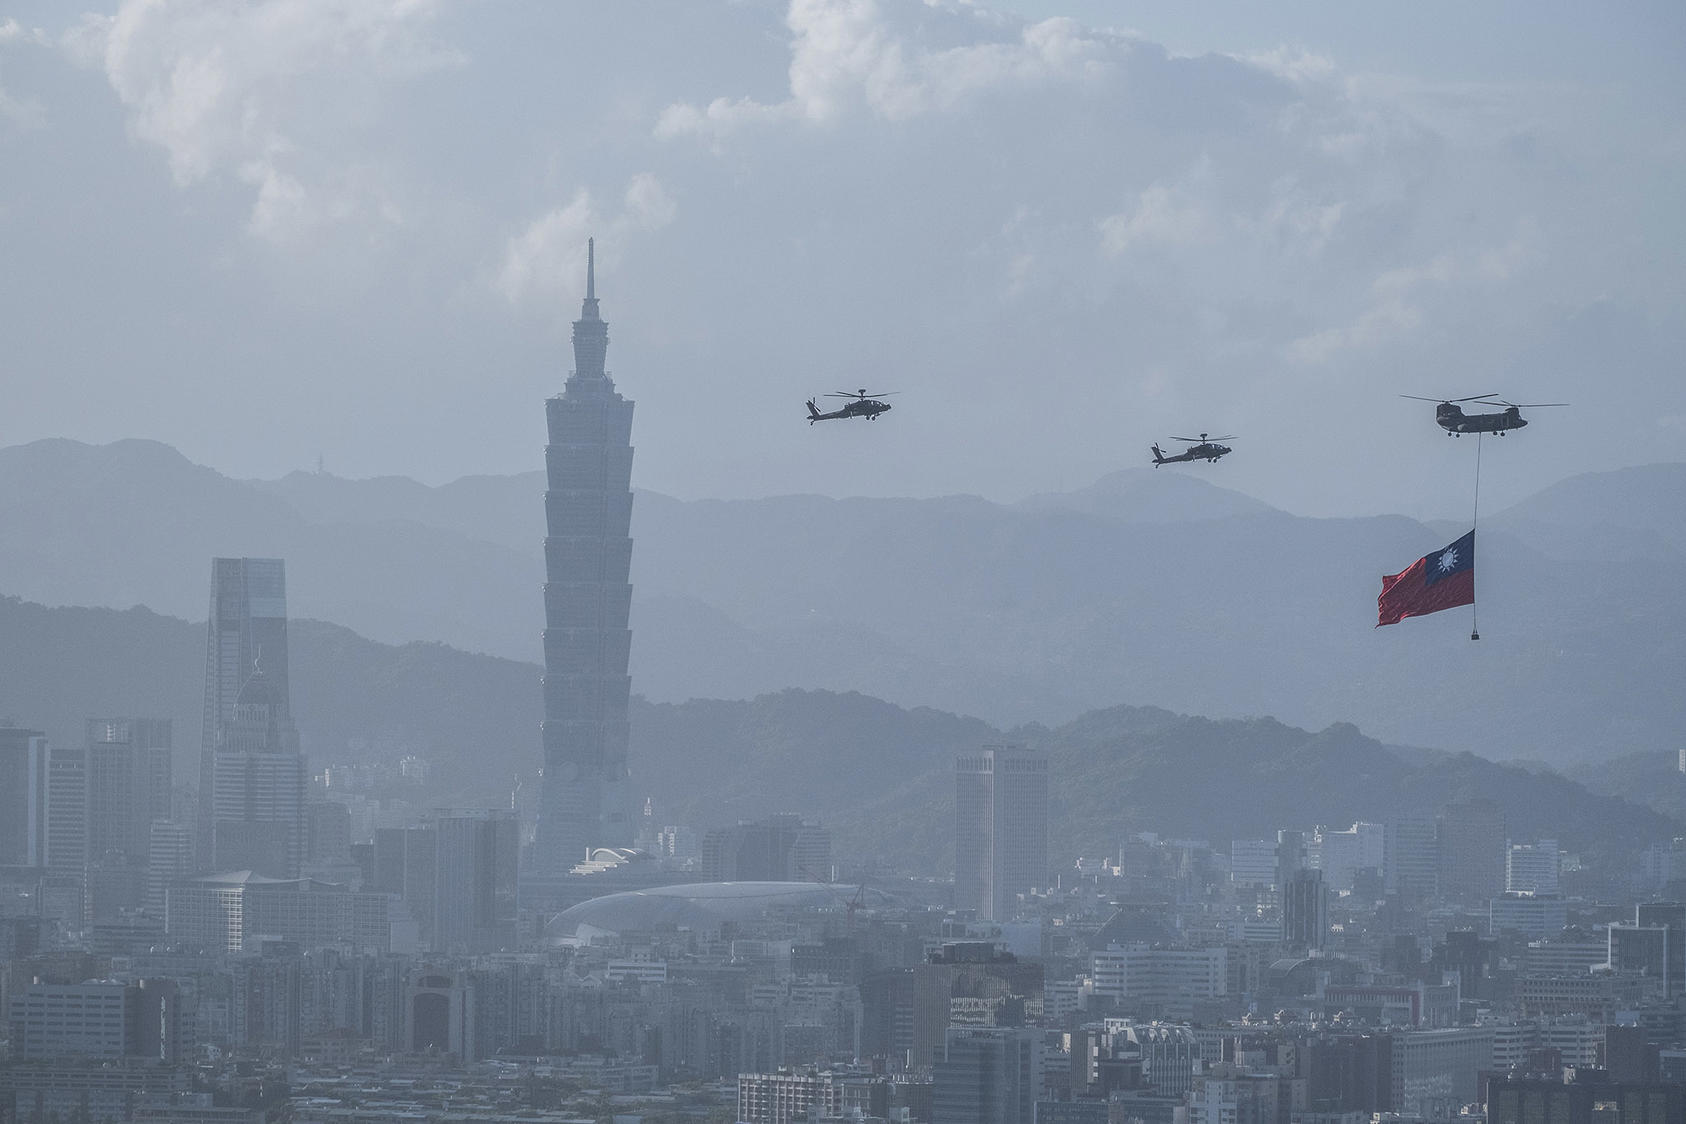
[1378,530,1475,627]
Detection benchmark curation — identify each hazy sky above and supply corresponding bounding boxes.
[4,0,1682,519]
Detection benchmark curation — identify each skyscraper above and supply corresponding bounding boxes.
[955,745,1048,921]
[1282,867,1330,951]
[933,1026,1042,1124]
[1438,799,1506,903]
[86,718,172,867]
[197,558,305,877]
[536,239,636,871]
[0,727,49,867]
[432,809,520,954]
[80,718,173,922]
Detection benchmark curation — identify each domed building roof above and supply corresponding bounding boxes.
[543,881,888,944]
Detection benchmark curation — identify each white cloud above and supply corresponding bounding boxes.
[496,174,677,306]
[1099,182,1214,255]
[1287,225,1541,364]
[65,0,458,243]
[0,18,49,129]
[657,0,1116,140]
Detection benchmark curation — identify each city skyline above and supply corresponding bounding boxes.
[3,3,1686,1117]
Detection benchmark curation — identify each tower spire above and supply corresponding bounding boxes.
[570,237,608,381]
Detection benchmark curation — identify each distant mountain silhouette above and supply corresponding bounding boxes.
[3,438,1682,764]
[0,594,1673,876]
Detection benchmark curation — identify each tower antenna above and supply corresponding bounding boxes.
[587,237,595,300]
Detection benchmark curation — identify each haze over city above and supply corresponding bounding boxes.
[3,4,1686,1123]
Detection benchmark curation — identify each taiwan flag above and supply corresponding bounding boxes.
[1377,530,1475,627]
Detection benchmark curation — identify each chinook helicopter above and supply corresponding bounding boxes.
[806,389,897,424]
[1151,433,1234,465]
[1401,394,1568,436]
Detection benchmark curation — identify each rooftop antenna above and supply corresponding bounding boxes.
[586,237,595,301]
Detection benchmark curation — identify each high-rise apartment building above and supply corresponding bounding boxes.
[197,558,305,877]
[956,745,1048,921]
[536,239,636,872]
[0,727,49,867]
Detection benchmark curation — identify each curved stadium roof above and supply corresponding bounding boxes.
[544,881,886,943]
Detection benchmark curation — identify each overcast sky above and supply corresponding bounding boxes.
[4,0,1682,519]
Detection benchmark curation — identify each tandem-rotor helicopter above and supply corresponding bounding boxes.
[806,388,897,424]
[1151,433,1235,466]
[1400,393,1569,436]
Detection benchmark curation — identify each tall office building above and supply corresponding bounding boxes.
[432,809,520,955]
[197,558,305,877]
[701,814,833,882]
[72,719,174,922]
[1282,868,1330,951]
[1385,816,1440,899]
[1506,840,1561,894]
[955,745,1048,921]
[146,821,193,915]
[1438,800,1507,903]
[44,744,88,872]
[536,239,636,872]
[932,1026,1042,1124]
[86,719,172,866]
[0,727,49,867]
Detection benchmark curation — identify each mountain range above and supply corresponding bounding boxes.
[1,437,1681,765]
[0,594,1674,877]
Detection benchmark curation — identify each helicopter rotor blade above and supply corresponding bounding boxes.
[1170,435,1234,443]
[1451,394,1499,403]
[1495,401,1569,408]
[1399,394,1496,403]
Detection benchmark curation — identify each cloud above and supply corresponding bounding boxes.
[0,18,49,129]
[1100,181,1215,255]
[1286,225,1541,364]
[496,174,677,306]
[65,0,459,243]
[657,0,1116,141]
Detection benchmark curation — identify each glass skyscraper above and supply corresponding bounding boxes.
[535,239,636,871]
[196,557,304,876]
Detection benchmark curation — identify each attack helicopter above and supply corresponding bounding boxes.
[806,389,897,424]
[1151,433,1234,466]
[1400,394,1568,436]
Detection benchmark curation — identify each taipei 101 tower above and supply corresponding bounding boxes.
[536,238,635,872]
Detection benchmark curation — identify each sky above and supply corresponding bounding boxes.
[3,0,1682,520]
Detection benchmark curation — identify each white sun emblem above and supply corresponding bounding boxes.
[1437,547,1460,573]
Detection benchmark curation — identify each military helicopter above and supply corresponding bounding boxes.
[1400,393,1568,436]
[1151,433,1234,466]
[806,388,897,424]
